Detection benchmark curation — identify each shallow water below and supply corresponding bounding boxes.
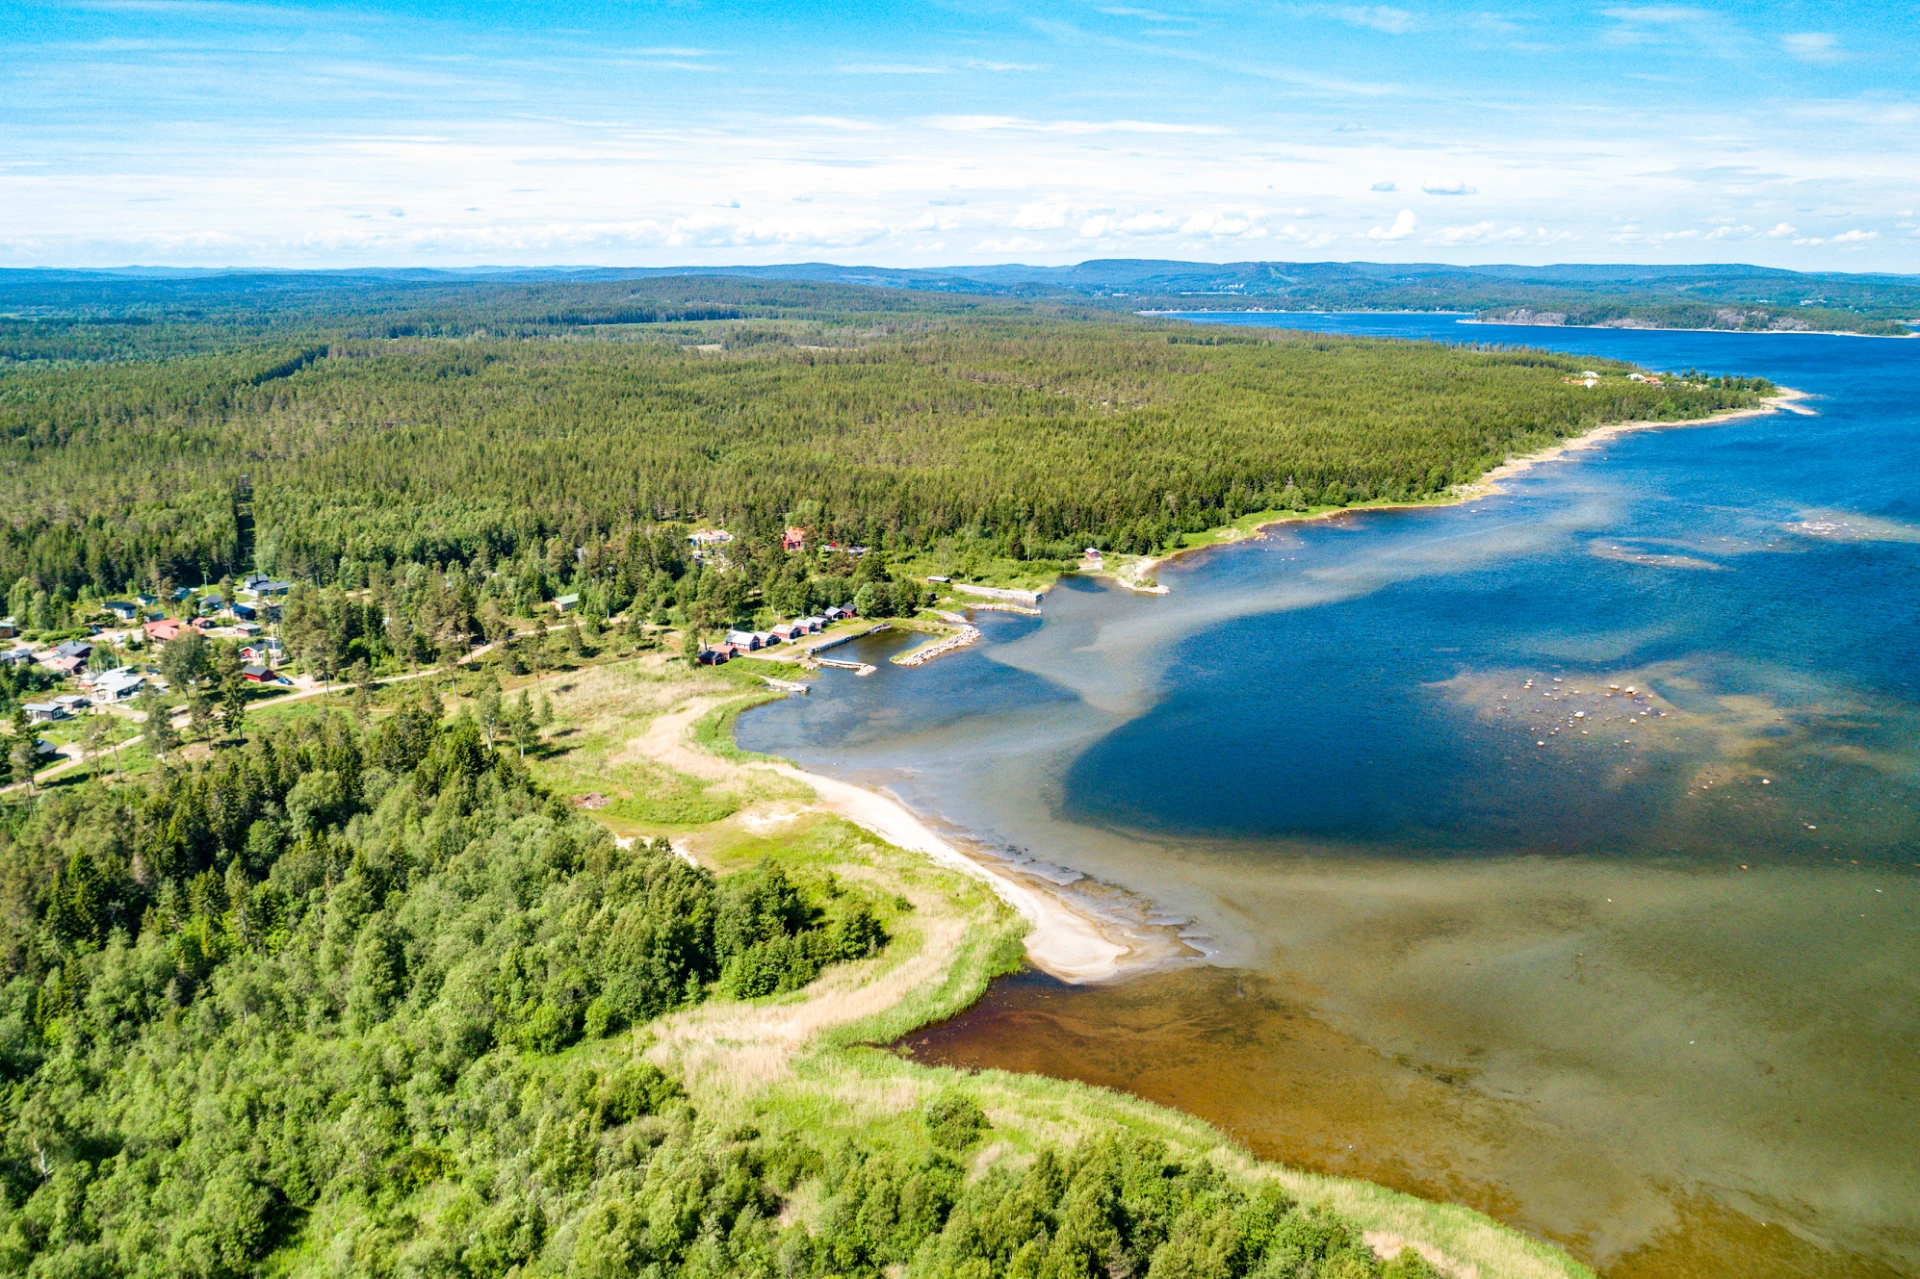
[740,315,1920,1275]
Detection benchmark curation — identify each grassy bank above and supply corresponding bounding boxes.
[528,657,1597,1279]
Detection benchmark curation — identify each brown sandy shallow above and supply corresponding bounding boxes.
[899,965,1911,1279]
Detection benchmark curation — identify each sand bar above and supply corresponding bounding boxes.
[757,760,1161,982]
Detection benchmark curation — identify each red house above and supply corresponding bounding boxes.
[783,526,807,552]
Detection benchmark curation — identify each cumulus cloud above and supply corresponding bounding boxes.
[1421,176,1476,195]
[1365,209,1417,240]
[1179,211,1265,238]
[1010,201,1075,230]
[1080,212,1182,238]
[1430,222,1573,246]
[1370,180,1396,191]
[1793,228,1878,246]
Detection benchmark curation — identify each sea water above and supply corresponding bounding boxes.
[739,315,1920,1277]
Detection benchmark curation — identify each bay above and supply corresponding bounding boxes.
[739,314,1920,1277]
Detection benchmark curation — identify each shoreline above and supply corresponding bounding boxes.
[1456,318,1916,340]
[755,758,1188,983]
[1137,307,1914,339]
[1080,385,1810,592]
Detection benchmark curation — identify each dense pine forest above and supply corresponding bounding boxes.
[0,277,1769,604]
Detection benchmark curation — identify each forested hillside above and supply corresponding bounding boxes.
[0,281,1769,600]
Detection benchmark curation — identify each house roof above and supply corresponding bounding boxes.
[242,664,272,678]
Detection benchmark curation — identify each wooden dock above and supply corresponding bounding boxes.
[816,658,877,676]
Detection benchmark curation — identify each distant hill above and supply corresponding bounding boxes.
[3,259,1917,335]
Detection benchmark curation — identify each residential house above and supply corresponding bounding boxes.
[798,616,825,634]
[170,587,194,602]
[239,638,283,662]
[54,640,93,661]
[46,655,85,677]
[234,622,262,638]
[145,618,184,643]
[134,594,157,608]
[104,601,139,621]
[754,631,780,648]
[199,594,225,615]
[771,622,801,642]
[90,668,146,702]
[0,648,33,666]
[232,602,258,621]
[0,617,14,639]
[240,664,275,682]
[52,693,90,715]
[553,593,580,613]
[726,629,760,651]
[696,645,736,666]
[782,526,807,552]
[687,529,734,561]
[22,702,65,724]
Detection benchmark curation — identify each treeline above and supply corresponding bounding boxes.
[0,302,1771,600]
[1476,301,1909,335]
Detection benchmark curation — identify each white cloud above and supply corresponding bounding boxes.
[1766,222,1797,238]
[1429,222,1573,246]
[1371,180,1396,191]
[1333,6,1417,34]
[1180,211,1263,237]
[1365,209,1417,240]
[1602,6,1711,22]
[1791,228,1878,246]
[1421,176,1476,195]
[1080,212,1182,238]
[923,115,1227,135]
[1011,201,1075,230]
[1781,32,1841,64]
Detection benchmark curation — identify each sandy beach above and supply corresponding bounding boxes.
[1463,384,1811,494]
[1079,385,1810,594]
[756,760,1177,982]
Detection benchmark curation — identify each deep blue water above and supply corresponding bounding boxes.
[748,313,1920,867]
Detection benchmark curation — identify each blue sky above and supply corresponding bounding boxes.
[2,0,1916,269]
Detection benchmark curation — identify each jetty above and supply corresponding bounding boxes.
[760,675,810,694]
[895,622,981,667]
[817,657,877,676]
[807,623,891,654]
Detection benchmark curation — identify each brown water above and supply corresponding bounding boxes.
[901,963,1911,1279]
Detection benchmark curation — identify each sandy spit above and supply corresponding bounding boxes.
[756,760,1166,983]
[1464,385,1812,494]
[1086,385,1811,594]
